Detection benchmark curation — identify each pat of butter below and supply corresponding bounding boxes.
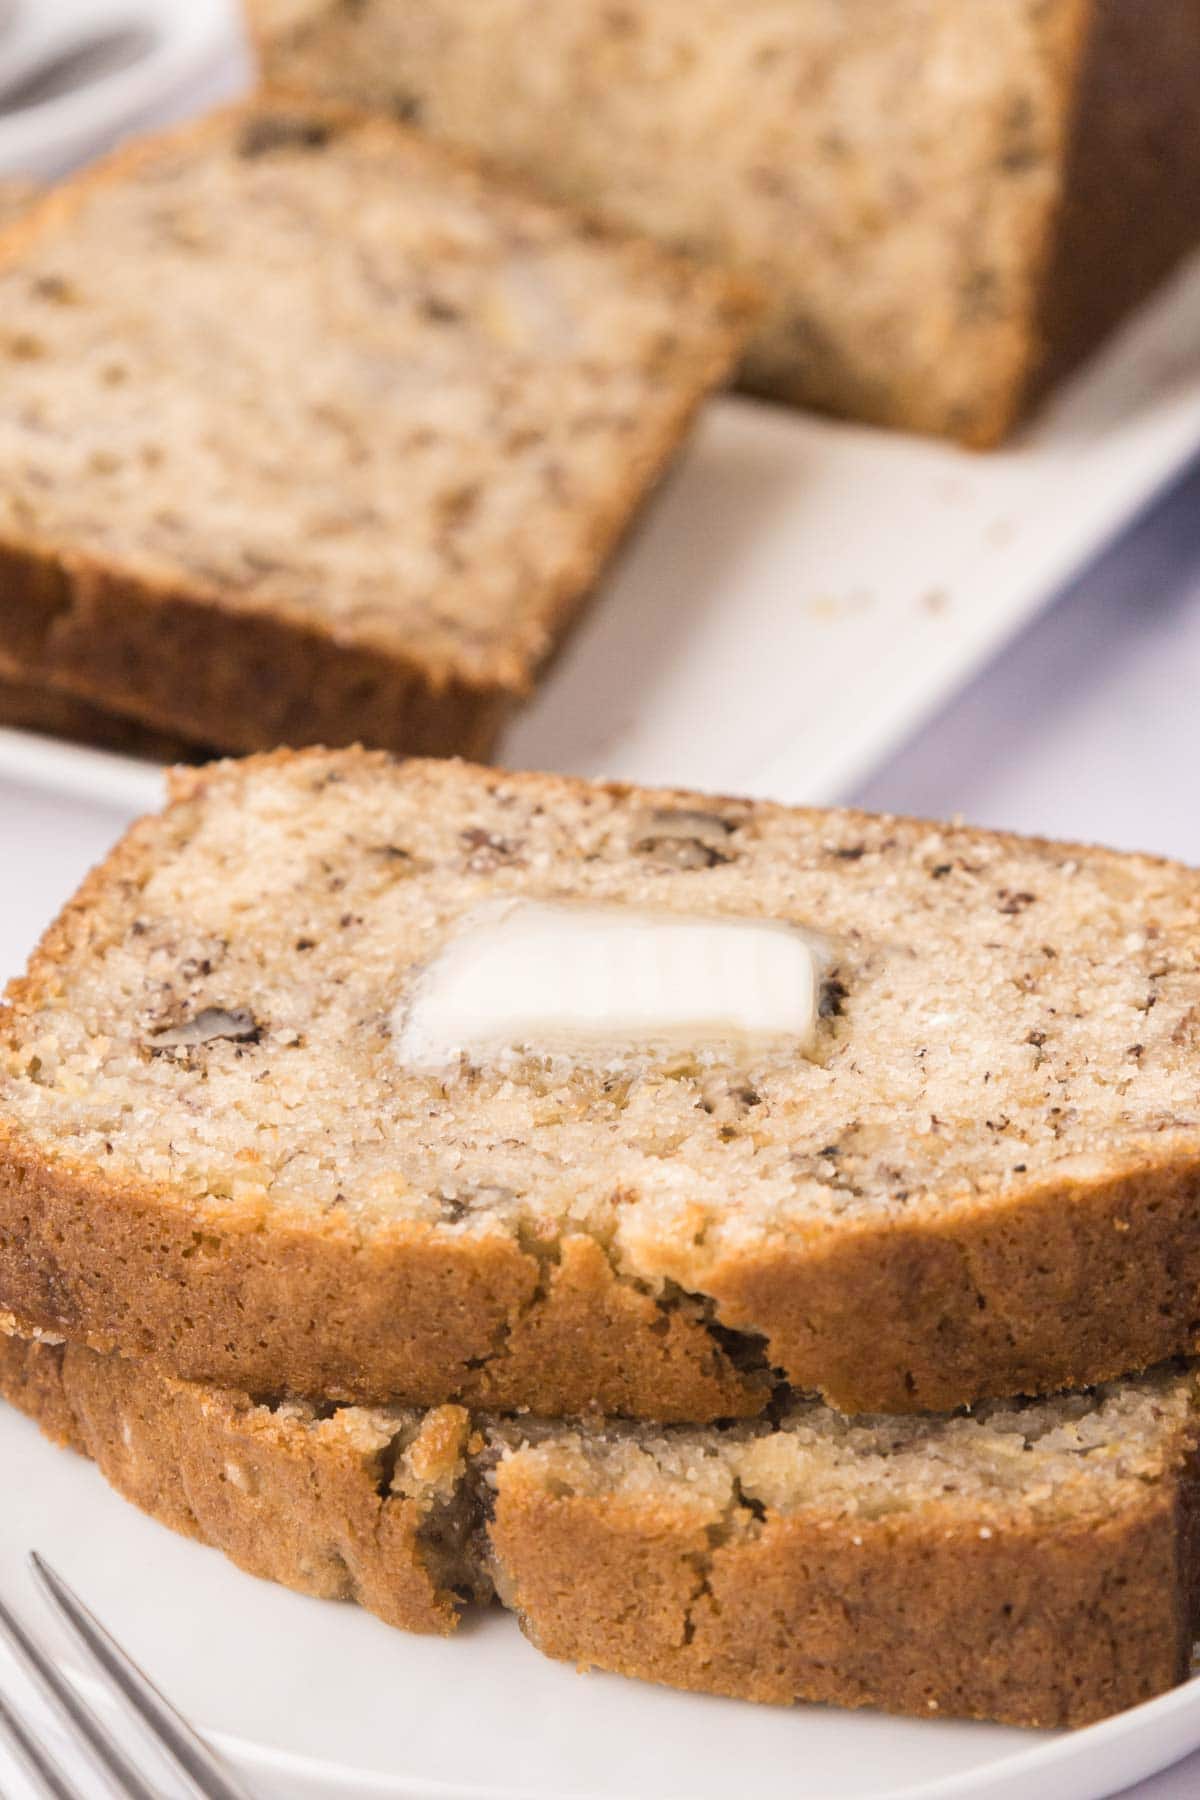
[395,900,821,1070]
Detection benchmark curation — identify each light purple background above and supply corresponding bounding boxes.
[852,460,1200,867]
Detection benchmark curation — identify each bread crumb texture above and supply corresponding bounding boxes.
[3,750,1200,1414]
[2,1328,1197,1728]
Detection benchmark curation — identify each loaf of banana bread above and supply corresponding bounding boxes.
[250,0,1200,444]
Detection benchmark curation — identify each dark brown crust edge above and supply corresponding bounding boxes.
[0,534,516,762]
[1019,0,1200,428]
[0,1330,463,1635]
[0,670,210,762]
[4,1330,1198,1729]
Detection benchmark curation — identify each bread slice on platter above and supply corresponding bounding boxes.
[0,101,751,757]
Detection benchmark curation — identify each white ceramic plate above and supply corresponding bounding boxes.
[4,237,1200,819]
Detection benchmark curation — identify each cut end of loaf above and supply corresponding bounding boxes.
[248,0,1198,447]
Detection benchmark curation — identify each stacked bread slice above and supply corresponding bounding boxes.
[0,103,750,760]
[3,748,1200,1727]
[3,1331,1195,1730]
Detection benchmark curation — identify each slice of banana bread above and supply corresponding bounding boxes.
[3,1326,1197,1729]
[249,0,1200,445]
[4,747,1200,1416]
[0,100,751,755]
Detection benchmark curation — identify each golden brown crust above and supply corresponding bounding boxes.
[491,1481,1192,1727]
[0,1130,766,1417]
[0,101,752,753]
[4,1328,1197,1729]
[0,1331,460,1633]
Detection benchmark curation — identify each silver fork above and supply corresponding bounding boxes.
[0,1554,255,1800]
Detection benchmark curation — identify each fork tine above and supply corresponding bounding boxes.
[0,1588,157,1800]
[0,1683,90,1800]
[31,1556,255,1800]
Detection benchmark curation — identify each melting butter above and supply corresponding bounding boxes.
[395,899,821,1070]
